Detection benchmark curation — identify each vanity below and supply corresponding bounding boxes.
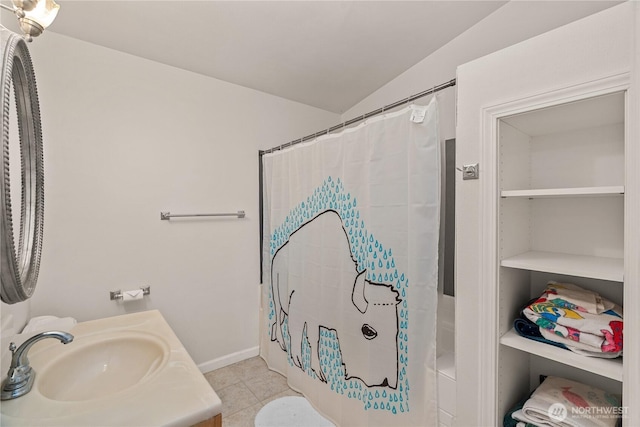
[0,310,222,427]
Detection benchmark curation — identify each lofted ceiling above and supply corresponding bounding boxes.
[1,1,624,113]
[40,1,508,113]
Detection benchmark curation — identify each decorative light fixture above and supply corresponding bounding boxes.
[0,0,60,41]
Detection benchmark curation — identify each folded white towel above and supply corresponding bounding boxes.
[21,315,77,334]
[4,316,78,351]
[512,409,557,426]
[517,376,621,427]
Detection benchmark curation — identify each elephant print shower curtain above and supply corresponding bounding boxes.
[260,98,440,426]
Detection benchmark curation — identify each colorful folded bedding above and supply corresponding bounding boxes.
[514,314,568,351]
[523,282,623,355]
[538,328,621,358]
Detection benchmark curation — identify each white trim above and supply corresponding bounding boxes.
[478,98,500,426]
[481,72,630,119]
[197,346,260,374]
[477,73,631,426]
[622,7,640,423]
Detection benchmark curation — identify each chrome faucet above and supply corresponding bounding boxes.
[1,331,73,400]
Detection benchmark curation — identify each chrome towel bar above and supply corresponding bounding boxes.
[160,210,246,220]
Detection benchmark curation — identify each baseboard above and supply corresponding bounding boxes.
[197,346,260,373]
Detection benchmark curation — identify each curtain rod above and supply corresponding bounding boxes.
[259,78,456,156]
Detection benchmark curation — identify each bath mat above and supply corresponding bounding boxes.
[255,396,335,427]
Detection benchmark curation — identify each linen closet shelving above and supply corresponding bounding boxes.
[454,3,640,425]
[495,91,626,417]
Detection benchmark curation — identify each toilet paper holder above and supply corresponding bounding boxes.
[110,286,151,301]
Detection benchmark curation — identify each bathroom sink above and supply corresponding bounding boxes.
[37,332,169,401]
[1,310,222,427]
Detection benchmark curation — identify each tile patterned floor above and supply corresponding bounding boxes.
[204,356,302,427]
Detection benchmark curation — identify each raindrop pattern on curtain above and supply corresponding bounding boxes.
[268,176,410,413]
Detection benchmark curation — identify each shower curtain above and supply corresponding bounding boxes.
[260,98,440,426]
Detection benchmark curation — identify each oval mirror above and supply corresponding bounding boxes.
[1,29,45,304]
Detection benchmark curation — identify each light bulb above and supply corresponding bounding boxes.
[24,0,59,29]
[12,0,38,12]
[14,0,59,39]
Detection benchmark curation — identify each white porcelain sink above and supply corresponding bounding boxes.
[1,310,222,427]
[38,331,169,401]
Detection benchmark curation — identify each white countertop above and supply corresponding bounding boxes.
[0,310,222,426]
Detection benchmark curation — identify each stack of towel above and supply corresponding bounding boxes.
[505,376,622,427]
[517,282,623,358]
[514,299,568,351]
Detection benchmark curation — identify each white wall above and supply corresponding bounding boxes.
[25,32,339,369]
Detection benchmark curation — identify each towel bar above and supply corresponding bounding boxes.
[160,211,245,220]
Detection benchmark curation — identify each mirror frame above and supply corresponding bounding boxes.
[1,29,45,304]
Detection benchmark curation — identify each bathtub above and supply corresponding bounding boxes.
[437,294,456,426]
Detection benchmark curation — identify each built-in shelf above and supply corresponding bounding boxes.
[500,328,623,381]
[501,186,624,199]
[501,251,623,282]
